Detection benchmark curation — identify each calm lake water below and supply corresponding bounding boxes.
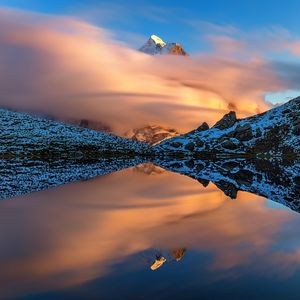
[1,164,300,299]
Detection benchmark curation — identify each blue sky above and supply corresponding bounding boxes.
[1,0,300,52]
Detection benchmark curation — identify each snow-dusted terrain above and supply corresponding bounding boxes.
[0,109,153,198]
[152,96,300,212]
[0,109,151,158]
[0,98,299,207]
[154,96,300,157]
[139,34,188,56]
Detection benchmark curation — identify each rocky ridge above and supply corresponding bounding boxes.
[154,96,300,157]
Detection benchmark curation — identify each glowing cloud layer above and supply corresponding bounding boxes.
[0,9,287,133]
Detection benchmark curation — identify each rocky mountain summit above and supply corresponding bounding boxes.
[139,34,188,56]
[154,96,300,157]
[125,125,180,145]
[58,118,177,145]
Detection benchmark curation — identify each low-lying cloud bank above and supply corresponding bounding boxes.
[0,9,292,134]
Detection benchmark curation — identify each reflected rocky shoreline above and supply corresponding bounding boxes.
[2,155,299,213]
[155,157,300,211]
[0,157,147,200]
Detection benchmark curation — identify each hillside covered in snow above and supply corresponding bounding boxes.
[0,109,151,158]
[154,96,300,157]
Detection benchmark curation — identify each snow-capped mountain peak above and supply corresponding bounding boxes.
[139,34,188,56]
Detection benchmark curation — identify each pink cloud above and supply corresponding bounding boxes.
[206,35,246,55]
[0,9,288,134]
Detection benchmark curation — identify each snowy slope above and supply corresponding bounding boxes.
[154,96,300,157]
[0,109,151,158]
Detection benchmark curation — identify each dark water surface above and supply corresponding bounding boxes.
[1,163,300,299]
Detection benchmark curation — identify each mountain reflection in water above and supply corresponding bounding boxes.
[0,159,300,299]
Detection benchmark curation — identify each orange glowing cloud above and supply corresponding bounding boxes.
[0,9,288,134]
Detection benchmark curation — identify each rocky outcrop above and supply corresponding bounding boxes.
[213,111,237,130]
[233,123,253,141]
[163,43,188,56]
[154,97,300,157]
[196,122,209,132]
